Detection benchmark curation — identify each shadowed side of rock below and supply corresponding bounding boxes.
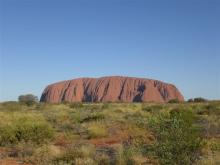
[40,76,184,103]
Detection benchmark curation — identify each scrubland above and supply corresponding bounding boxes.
[0,101,219,165]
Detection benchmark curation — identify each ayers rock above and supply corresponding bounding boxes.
[40,76,184,103]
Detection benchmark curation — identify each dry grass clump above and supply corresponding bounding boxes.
[87,122,108,139]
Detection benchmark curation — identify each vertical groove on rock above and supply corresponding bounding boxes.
[101,81,110,102]
[118,78,127,101]
[61,81,71,102]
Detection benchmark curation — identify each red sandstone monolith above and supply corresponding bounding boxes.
[40,76,184,103]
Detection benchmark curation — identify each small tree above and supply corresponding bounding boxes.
[187,98,194,102]
[18,94,38,106]
[193,97,207,102]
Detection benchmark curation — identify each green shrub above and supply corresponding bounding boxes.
[148,110,204,165]
[187,98,194,102]
[187,97,208,103]
[0,113,54,146]
[168,99,179,103]
[193,97,207,102]
[18,94,38,106]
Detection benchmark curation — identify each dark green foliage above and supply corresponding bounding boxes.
[194,97,207,102]
[187,97,208,103]
[148,110,203,165]
[187,98,194,102]
[168,99,179,103]
[18,94,38,106]
[188,97,208,103]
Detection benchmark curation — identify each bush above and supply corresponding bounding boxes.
[187,98,194,102]
[0,113,54,146]
[187,97,208,103]
[18,94,38,106]
[168,99,179,103]
[148,110,204,164]
[194,97,207,102]
[188,97,208,103]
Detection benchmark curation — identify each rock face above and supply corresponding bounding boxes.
[40,76,184,103]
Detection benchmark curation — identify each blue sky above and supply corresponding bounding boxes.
[0,0,220,101]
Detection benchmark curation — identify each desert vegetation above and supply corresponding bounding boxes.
[0,101,219,165]
[18,94,39,106]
